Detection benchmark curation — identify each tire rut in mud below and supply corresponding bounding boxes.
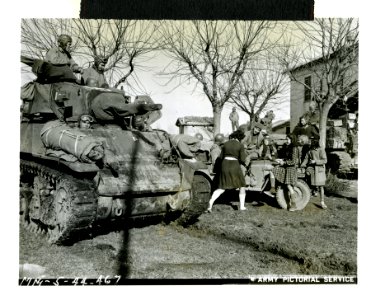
[183,220,356,275]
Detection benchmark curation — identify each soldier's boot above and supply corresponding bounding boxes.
[139,103,163,112]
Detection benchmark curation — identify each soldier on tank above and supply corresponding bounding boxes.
[82,56,108,88]
[21,34,83,100]
[132,96,162,131]
[45,34,83,74]
[78,114,95,129]
[90,92,162,131]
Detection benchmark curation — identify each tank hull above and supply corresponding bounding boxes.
[20,81,211,244]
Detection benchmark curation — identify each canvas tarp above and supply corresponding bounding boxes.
[170,134,201,158]
[40,120,104,163]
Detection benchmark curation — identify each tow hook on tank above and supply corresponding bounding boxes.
[114,208,123,216]
[166,195,177,212]
[97,196,113,220]
[112,199,125,217]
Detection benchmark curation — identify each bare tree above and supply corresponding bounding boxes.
[73,19,160,90]
[21,19,159,91]
[21,19,78,59]
[159,20,276,134]
[230,52,289,130]
[282,18,359,147]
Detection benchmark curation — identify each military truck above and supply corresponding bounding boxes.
[20,58,212,244]
[326,113,358,177]
[290,98,358,199]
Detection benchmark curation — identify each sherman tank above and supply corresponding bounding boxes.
[20,58,212,245]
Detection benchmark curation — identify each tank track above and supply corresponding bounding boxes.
[176,173,211,226]
[20,159,98,245]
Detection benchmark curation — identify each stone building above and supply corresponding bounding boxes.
[289,46,358,131]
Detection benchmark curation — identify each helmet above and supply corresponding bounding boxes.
[79,114,94,123]
[195,133,203,141]
[214,133,225,145]
[94,56,108,67]
[79,114,94,129]
[57,34,72,45]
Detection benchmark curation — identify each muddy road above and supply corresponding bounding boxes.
[19,194,357,280]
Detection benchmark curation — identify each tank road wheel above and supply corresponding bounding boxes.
[47,182,72,243]
[20,160,97,244]
[276,179,311,211]
[19,168,33,226]
[47,179,97,245]
[27,176,49,233]
[19,183,33,226]
[177,173,211,226]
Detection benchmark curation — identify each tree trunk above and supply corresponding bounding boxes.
[319,102,331,149]
[250,112,256,131]
[213,105,222,135]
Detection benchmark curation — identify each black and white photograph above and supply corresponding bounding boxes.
[2,0,370,297]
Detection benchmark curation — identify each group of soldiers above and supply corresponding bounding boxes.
[43,34,108,88]
[22,34,162,132]
[209,105,327,211]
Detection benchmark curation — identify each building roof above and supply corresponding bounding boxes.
[288,43,358,73]
[176,116,214,127]
[272,119,290,129]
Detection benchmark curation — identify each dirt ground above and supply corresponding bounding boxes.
[19,193,357,280]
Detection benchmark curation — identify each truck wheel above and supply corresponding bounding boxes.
[177,173,211,226]
[276,179,311,210]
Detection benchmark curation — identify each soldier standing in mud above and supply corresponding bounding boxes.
[229,107,239,132]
